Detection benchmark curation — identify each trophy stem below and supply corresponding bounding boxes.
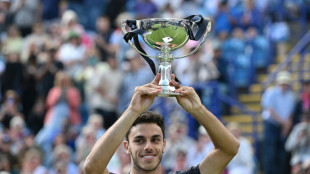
[157,44,181,97]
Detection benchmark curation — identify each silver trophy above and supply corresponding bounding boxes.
[122,15,211,97]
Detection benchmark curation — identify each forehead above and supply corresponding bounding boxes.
[129,123,163,139]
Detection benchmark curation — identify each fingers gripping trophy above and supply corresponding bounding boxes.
[121,15,211,97]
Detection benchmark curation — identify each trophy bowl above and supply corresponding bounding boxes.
[122,15,211,97]
[141,18,190,50]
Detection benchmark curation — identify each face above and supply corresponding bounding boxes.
[280,84,290,92]
[124,123,166,173]
[304,83,310,93]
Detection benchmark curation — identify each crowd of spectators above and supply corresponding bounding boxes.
[0,0,309,173]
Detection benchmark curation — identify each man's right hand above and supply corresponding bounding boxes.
[128,74,162,114]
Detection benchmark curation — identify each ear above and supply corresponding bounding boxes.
[123,141,130,154]
[162,139,167,153]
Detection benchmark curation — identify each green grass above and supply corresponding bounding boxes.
[145,23,188,47]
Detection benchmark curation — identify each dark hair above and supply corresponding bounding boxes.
[125,111,165,141]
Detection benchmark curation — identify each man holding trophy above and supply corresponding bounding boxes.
[84,15,240,174]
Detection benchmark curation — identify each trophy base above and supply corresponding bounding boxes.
[156,86,182,97]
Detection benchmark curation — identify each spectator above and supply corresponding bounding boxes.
[35,71,81,155]
[75,125,96,164]
[0,53,23,96]
[0,90,23,131]
[8,116,29,155]
[171,150,188,173]
[0,0,12,35]
[10,0,39,37]
[36,47,64,99]
[40,0,61,22]
[226,122,255,174]
[246,26,270,69]
[94,15,114,62]
[159,3,183,18]
[60,9,84,40]
[117,49,153,115]
[132,0,158,19]
[1,25,23,55]
[293,80,310,125]
[85,113,106,140]
[109,12,133,66]
[26,96,45,135]
[21,46,40,120]
[236,0,263,30]
[88,55,123,129]
[285,110,310,174]
[264,14,290,57]
[212,44,230,114]
[49,144,78,174]
[83,0,106,31]
[261,71,296,174]
[19,147,48,174]
[186,125,214,167]
[20,22,50,63]
[45,22,63,50]
[162,122,194,173]
[213,1,235,35]
[225,27,250,88]
[57,30,87,80]
[0,133,18,173]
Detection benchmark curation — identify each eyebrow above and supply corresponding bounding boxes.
[133,134,162,139]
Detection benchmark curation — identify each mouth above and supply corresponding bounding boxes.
[141,154,156,160]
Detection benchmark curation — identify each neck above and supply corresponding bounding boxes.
[131,165,162,174]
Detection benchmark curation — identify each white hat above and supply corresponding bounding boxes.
[276,71,291,85]
[61,10,77,26]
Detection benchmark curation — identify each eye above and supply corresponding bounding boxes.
[152,138,161,143]
[134,139,144,143]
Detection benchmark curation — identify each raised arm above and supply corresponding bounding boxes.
[171,77,240,174]
[83,74,162,174]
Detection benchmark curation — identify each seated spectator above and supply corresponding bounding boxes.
[21,22,50,63]
[85,114,106,140]
[186,125,214,167]
[132,0,158,19]
[225,27,250,88]
[226,122,255,174]
[0,53,23,98]
[19,147,48,174]
[213,1,235,35]
[285,111,310,174]
[8,116,29,155]
[10,0,39,37]
[0,90,24,132]
[1,25,23,55]
[162,122,194,173]
[86,55,123,129]
[117,50,153,115]
[246,27,270,69]
[26,96,45,135]
[36,47,64,99]
[236,0,263,30]
[49,144,78,174]
[0,133,18,173]
[75,125,96,164]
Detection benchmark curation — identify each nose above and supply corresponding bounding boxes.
[144,140,154,151]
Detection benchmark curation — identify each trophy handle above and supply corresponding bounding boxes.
[121,19,159,59]
[173,20,212,59]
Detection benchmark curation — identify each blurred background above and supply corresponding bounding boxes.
[0,0,309,173]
